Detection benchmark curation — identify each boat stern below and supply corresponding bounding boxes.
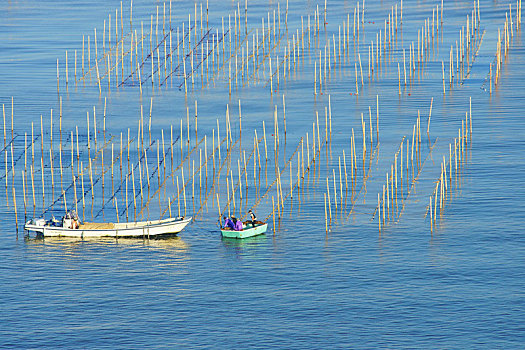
[24,218,46,233]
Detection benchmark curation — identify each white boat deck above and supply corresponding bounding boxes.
[24,217,192,238]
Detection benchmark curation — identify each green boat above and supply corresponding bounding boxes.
[221,221,268,239]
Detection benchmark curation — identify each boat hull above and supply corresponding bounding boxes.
[24,217,192,238]
[221,223,268,239]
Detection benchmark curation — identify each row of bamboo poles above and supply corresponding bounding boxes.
[428,100,472,234]
[0,94,482,238]
[322,95,379,232]
[57,0,309,96]
[314,94,473,235]
[309,0,486,99]
[58,0,408,98]
[4,90,322,235]
[56,0,493,102]
[3,87,382,237]
[486,0,522,93]
[375,101,434,233]
[5,0,518,239]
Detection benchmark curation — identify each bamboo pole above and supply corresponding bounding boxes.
[263,121,268,161]
[430,196,433,233]
[272,196,276,233]
[324,193,328,233]
[283,95,287,138]
[80,161,85,221]
[40,116,44,209]
[326,177,332,223]
[13,186,18,232]
[361,113,366,158]
[428,97,433,135]
[386,173,390,218]
[132,163,137,220]
[442,61,445,94]
[182,167,187,217]
[177,177,181,217]
[56,58,60,94]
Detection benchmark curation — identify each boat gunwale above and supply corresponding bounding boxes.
[220,221,267,232]
[220,222,268,238]
[24,217,192,236]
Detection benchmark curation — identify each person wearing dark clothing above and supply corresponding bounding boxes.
[223,216,234,229]
[248,210,257,227]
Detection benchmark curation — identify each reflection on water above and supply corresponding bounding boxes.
[25,234,187,248]
[221,234,268,258]
[23,234,190,261]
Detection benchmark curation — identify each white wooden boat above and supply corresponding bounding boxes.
[24,216,192,238]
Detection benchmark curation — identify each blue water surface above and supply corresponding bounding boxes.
[0,0,524,348]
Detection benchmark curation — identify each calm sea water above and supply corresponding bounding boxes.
[1,0,524,348]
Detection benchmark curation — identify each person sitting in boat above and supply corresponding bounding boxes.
[223,216,234,230]
[231,215,243,231]
[70,210,80,229]
[247,210,257,227]
[47,215,61,227]
[62,210,80,229]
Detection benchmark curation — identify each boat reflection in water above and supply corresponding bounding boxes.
[23,235,191,271]
[23,234,190,256]
[221,234,268,259]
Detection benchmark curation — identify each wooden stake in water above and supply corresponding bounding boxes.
[398,63,401,94]
[56,59,60,94]
[324,193,328,233]
[428,97,433,135]
[442,61,445,94]
[377,193,382,233]
[430,195,433,233]
[12,186,18,233]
